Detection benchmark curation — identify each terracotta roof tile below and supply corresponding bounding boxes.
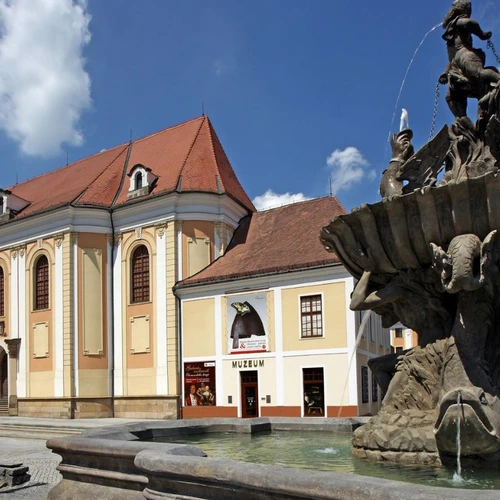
[178,196,346,288]
[5,116,254,220]
[8,144,128,218]
[76,147,130,206]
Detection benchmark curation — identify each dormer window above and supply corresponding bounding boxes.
[127,164,157,200]
[0,189,30,221]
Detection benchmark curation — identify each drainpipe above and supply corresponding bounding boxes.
[108,209,116,417]
[176,293,183,419]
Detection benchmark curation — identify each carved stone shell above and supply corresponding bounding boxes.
[320,171,500,285]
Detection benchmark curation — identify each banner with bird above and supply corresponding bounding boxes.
[227,293,268,354]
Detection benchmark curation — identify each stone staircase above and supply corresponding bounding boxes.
[0,420,86,440]
[0,397,8,416]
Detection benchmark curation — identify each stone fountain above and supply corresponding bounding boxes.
[321,0,500,466]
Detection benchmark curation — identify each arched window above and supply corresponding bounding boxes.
[135,172,143,190]
[0,267,4,317]
[131,245,149,303]
[34,255,49,310]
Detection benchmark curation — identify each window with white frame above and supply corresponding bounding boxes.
[300,295,323,338]
[127,164,157,199]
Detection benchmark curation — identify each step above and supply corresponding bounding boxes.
[0,423,86,440]
[0,400,8,415]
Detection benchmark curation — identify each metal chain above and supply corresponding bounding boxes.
[429,80,440,140]
[487,40,500,65]
[427,41,498,140]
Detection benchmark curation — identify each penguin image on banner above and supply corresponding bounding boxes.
[228,294,268,353]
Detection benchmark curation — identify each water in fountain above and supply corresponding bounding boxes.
[384,22,441,162]
[452,391,464,484]
[337,310,372,417]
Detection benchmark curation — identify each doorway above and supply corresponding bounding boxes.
[303,367,325,417]
[240,371,259,418]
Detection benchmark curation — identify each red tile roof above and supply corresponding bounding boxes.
[177,196,346,288]
[6,116,255,220]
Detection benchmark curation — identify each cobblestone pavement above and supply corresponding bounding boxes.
[0,437,61,499]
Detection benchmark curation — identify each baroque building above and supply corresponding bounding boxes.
[0,116,388,419]
[0,116,252,419]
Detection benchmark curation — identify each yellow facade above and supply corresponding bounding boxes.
[282,283,346,351]
[183,299,216,358]
[179,273,384,419]
[0,212,241,418]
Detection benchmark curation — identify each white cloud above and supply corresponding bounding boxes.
[252,190,311,211]
[0,0,92,156]
[326,146,375,194]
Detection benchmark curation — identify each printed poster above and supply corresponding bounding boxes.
[227,292,268,354]
[184,361,216,407]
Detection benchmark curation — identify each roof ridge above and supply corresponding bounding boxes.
[7,142,127,190]
[205,117,223,186]
[205,118,255,210]
[70,144,130,206]
[111,141,134,207]
[176,116,206,185]
[256,195,340,214]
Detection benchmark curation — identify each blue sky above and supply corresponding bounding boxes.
[0,0,499,211]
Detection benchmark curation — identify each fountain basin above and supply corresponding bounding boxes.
[46,418,500,499]
[320,172,500,283]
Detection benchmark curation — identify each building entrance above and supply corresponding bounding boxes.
[240,371,259,418]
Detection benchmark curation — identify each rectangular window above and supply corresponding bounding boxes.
[395,328,403,338]
[303,367,325,417]
[361,366,369,404]
[372,373,378,402]
[396,346,404,353]
[300,295,323,338]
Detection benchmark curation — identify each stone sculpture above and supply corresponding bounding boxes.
[440,0,500,119]
[321,0,500,464]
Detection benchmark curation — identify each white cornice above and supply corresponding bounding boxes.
[175,264,348,300]
[0,206,111,248]
[0,192,250,248]
[112,192,248,230]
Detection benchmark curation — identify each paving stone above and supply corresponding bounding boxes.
[0,437,61,499]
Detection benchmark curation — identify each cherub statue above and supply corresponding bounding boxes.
[440,0,500,119]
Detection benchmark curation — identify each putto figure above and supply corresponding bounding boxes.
[440,0,500,118]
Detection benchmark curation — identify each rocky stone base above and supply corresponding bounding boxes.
[352,408,439,459]
[352,446,441,465]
